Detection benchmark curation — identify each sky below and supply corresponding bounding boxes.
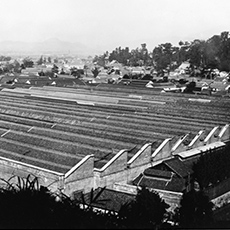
[0,0,230,52]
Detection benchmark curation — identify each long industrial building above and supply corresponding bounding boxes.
[0,84,228,197]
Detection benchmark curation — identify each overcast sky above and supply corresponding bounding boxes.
[0,0,229,52]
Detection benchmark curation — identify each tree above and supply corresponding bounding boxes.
[13,60,21,73]
[70,67,82,78]
[205,35,221,70]
[177,189,214,228]
[193,145,230,190]
[152,43,176,72]
[91,67,100,78]
[0,175,119,229]
[188,39,206,68]
[118,187,169,229]
[47,56,52,63]
[218,31,230,71]
[52,64,59,74]
[0,56,11,61]
[183,81,196,93]
[37,56,44,65]
[177,41,190,64]
[22,57,34,68]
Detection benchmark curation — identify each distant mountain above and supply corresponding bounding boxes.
[0,38,102,57]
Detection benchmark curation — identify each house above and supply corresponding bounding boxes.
[176,61,190,74]
[73,187,136,213]
[131,67,145,75]
[133,157,193,194]
[131,157,194,210]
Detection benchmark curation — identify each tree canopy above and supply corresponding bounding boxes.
[176,189,214,228]
[118,187,169,229]
[193,144,230,190]
[93,31,230,73]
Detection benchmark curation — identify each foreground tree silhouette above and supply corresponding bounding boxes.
[0,175,120,229]
[0,175,81,228]
[118,187,169,229]
[176,189,214,228]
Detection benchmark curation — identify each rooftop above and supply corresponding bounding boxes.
[0,83,227,174]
